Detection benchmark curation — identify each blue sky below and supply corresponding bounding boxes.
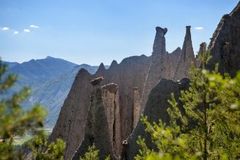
[0,0,238,65]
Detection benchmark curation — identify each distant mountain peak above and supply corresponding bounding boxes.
[46,56,55,59]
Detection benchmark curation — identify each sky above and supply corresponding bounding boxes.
[0,0,239,65]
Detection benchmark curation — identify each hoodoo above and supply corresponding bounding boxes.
[140,26,182,112]
[174,26,196,80]
[72,82,113,160]
[196,42,207,67]
[152,27,168,56]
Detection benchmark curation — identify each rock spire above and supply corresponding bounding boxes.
[174,26,196,80]
[152,26,168,56]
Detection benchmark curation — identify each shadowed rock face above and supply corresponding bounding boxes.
[126,78,190,160]
[196,42,207,67]
[208,2,240,77]
[199,42,207,55]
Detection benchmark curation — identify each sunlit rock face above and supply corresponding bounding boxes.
[50,68,93,160]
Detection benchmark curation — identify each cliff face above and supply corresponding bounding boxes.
[101,83,121,158]
[50,69,93,159]
[208,2,240,77]
[101,55,151,143]
[52,55,151,159]
[72,82,120,160]
[132,87,141,129]
[51,25,196,159]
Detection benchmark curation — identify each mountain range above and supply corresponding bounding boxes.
[4,56,101,128]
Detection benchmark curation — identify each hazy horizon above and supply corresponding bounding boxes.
[1,0,239,65]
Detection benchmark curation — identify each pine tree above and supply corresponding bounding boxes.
[0,59,47,159]
[79,144,110,160]
[26,131,65,160]
[136,52,240,159]
[80,145,100,160]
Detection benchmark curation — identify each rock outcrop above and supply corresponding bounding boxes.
[152,27,168,56]
[196,42,207,67]
[51,25,197,159]
[51,54,151,159]
[126,78,190,160]
[72,82,121,160]
[126,2,240,159]
[132,87,141,129]
[101,83,121,159]
[199,42,207,55]
[50,69,93,160]
[96,63,106,75]
[174,26,196,80]
[140,27,185,112]
[208,2,240,77]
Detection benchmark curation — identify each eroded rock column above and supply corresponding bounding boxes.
[101,83,121,159]
[133,87,141,129]
[174,26,196,80]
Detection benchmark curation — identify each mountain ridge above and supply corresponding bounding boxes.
[4,56,102,127]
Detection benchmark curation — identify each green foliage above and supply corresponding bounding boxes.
[79,144,111,160]
[136,52,240,159]
[80,145,100,160]
[0,59,66,159]
[135,117,200,160]
[26,131,65,160]
[0,59,47,159]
